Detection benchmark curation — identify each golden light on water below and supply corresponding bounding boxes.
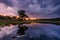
[31,22,39,24]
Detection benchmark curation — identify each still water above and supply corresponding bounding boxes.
[0,23,60,40]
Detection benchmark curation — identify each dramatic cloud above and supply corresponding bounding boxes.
[0,0,60,18]
[0,0,13,6]
[0,3,18,16]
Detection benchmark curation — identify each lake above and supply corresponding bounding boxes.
[0,23,60,40]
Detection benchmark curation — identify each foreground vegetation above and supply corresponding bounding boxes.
[0,21,23,25]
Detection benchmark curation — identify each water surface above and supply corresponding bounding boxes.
[0,23,60,40]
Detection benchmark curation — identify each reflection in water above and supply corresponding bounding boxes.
[0,24,60,40]
[0,24,18,38]
[31,22,39,24]
[17,24,28,35]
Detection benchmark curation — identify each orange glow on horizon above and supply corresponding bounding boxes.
[25,18,29,20]
[0,14,20,19]
[3,15,6,16]
[10,16,13,18]
[30,18,37,20]
[0,14,38,20]
[16,16,20,19]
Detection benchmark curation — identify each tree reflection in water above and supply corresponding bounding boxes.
[12,23,28,38]
[17,24,28,35]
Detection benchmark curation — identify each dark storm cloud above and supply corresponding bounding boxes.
[52,0,60,6]
[0,0,13,6]
[0,0,60,18]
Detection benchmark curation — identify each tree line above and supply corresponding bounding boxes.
[0,10,30,21]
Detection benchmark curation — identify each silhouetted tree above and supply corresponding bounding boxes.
[17,10,30,21]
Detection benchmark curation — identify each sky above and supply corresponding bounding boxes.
[0,0,60,18]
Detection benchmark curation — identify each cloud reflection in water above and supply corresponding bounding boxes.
[0,24,60,40]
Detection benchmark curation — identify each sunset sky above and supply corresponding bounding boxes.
[0,0,60,18]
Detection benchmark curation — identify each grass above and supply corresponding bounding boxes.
[0,20,60,25]
[0,21,31,25]
[0,21,23,25]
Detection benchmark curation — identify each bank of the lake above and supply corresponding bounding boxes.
[0,20,60,25]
